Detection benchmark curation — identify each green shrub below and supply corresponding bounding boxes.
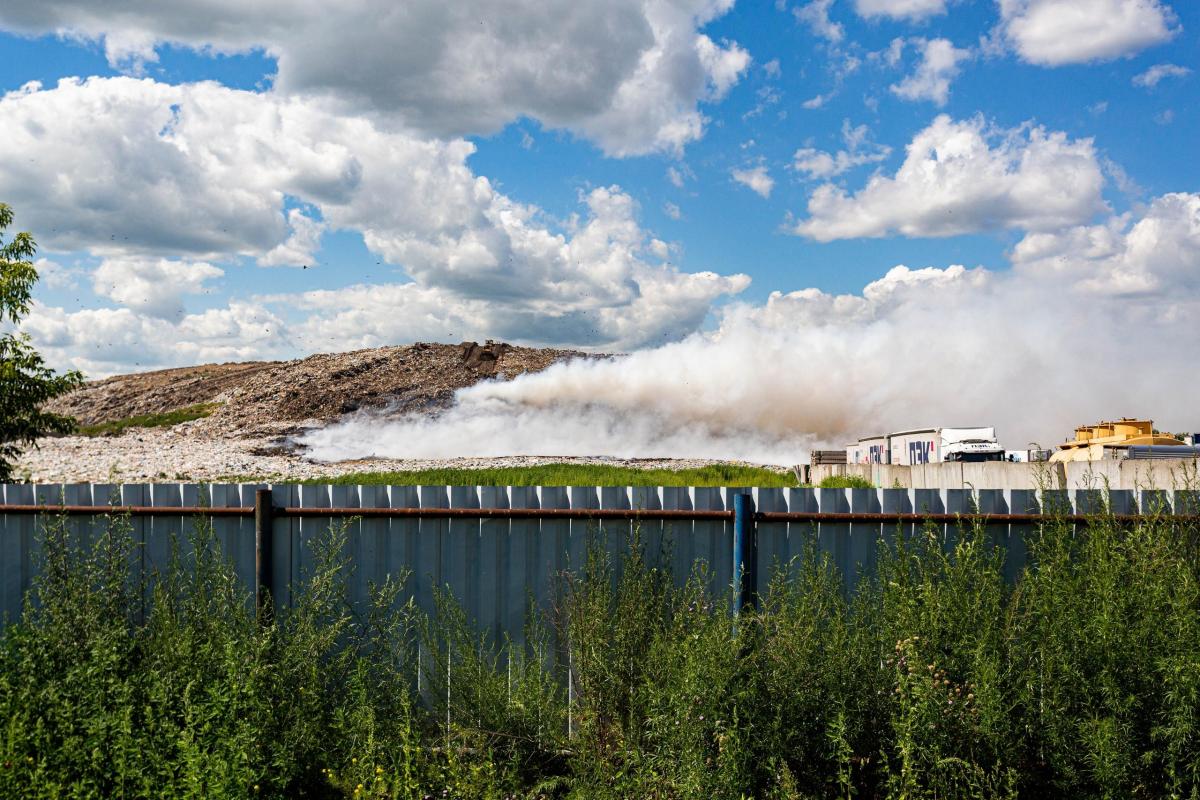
[78,403,220,436]
[1,505,1197,798]
[818,474,874,488]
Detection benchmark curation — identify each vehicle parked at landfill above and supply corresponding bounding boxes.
[846,427,1005,465]
[1050,418,1190,462]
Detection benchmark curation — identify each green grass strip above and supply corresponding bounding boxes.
[78,403,221,437]
[302,463,797,487]
[816,474,874,489]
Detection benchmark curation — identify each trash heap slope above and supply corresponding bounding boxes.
[46,341,592,437]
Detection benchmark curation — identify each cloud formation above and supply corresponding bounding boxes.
[3,77,750,373]
[854,0,950,20]
[259,210,327,268]
[791,114,1105,241]
[793,120,891,179]
[1012,191,1200,295]
[998,0,1179,66]
[92,258,223,321]
[0,0,749,157]
[1132,63,1191,88]
[890,38,971,106]
[21,302,289,378]
[794,0,844,42]
[731,165,776,197]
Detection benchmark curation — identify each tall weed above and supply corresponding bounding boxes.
[0,503,1197,798]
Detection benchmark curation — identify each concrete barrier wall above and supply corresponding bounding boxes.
[812,459,1200,491]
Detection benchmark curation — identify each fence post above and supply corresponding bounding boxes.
[732,492,757,621]
[254,489,274,620]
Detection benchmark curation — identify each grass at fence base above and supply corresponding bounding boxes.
[816,473,874,488]
[305,462,798,487]
[77,402,220,436]
[2,509,1198,799]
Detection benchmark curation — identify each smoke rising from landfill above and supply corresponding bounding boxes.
[301,248,1200,466]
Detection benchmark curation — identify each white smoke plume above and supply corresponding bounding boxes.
[302,193,1200,465]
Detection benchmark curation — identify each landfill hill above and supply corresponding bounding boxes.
[46,340,591,438]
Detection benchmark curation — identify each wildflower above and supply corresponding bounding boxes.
[376,766,384,774]
[253,785,260,792]
[352,757,358,764]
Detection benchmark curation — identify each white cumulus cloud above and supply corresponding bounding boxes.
[791,114,1106,241]
[258,209,327,268]
[998,0,1179,66]
[3,77,751,372]
[21,301,289,377]
[1011,191,1200,295]
[92,257,223,321]
[731,165,775,198]
[0,0,749,157]
[794,0,844,42]
[793,119,892,179]
[890,38,971,106]
[854,0,950,20]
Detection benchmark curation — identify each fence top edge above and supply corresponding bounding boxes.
[8,482,1197,492]
[1,502,1196,522]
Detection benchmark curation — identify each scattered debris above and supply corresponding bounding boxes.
[46,341,591,438]
[23,341,651,482]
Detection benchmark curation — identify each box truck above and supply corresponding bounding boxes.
[846,435,890,464]
[888,427,1004,465]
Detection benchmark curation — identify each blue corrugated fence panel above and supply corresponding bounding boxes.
[416,485,449,621]
[660,486,692,585]
[478,485,510,648]
[754,487,787,590]
[693,487,728,598]
[7,480,1198,637]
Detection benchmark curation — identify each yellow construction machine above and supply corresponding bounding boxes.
[1049,418,1185,462]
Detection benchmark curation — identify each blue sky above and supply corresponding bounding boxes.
[0,0,1196,382]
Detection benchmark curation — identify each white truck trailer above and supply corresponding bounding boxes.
[888,427,1005,465]
[846,436,890,464]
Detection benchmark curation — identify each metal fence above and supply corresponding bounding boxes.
[2,483,1197,644]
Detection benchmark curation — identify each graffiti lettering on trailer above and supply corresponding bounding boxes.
[868,444,886,464]
[908,440,936,464]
